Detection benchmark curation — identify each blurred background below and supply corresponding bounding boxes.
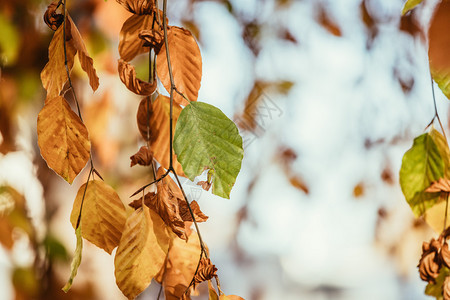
[0,0,445,299]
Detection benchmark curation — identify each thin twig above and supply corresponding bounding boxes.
[427,74,448,142]
[129,169,170,197]
[75,167,93,229]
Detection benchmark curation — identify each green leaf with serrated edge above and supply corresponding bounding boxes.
[174,102,243,199]
[62,226,83,292]
[402,0,423,15]
[425,266,449,300]
[430,128,450,178]
[400,132,444,216]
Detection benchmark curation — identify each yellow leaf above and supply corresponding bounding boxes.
[114,205,170,299]
[70,180,126,254]
[119,15,152,62]
[136,96,185,175]
[41,24,76,98]
[156,232,201,300]
[37,96,90,184]
[157,26,202,106]
[208,280,219,300]
[68,16,99,92]
[219,295,245,300]
[62,226,83,292]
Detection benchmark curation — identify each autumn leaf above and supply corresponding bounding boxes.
[44,1,63,31]
[62,226,83,292]
[70,180,126,254]
[193,259,217,285]
[219,295,245,300]
[114,205,170,299]
[426,178,450,193]
[157,26,202,106]
[400,131,444,216]
[156,232,201,300]
[136,96,185,175]
[116,0,153,15]
[118,59,156,95]
[67,16,99,93]
[130,145,153,167]
[208,280,219,300]
[429,1,450,100]
[139,29,164,53]
[119,14,152,61]
[37,96,90,184]
[41,24,76,98]
[402,0,424,15]
[174,102,244,199]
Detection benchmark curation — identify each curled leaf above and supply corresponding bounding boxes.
[62,226,83,292]
[118,59,156,95]
[426,178,450,193]
[116,0,153,15]
[157,26,202,106]
[179,200,208,223]
[418,239,442,283]
[44,1,63,31]
[130,146,153,167]
[37,96,90,184]
[197,180,212,191]
[119,15,152,61]
[193,259,218,285]
[139,29,164,53]
[445,276,450,300]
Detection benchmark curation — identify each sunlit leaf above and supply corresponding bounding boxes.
[116,0,153,14]
[68,16,99,92]
[402,0,424,15]
[219,295,245,300]
[41,25,76,98]
[114,205,170,299]
[136,96,185,175]
[70,180,126,254]
[37,96,90,184]
[119,15,152,62]
[62,226,83,292]
[429,1,450,99]
[118,59,156,95]
[157,26,202,106]
[174,102,243,199]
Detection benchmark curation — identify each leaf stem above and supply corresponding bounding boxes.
[129,169,170,197]
[75,167,93,229]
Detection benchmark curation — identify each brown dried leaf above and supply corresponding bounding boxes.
[67,16,99,92]
[445,276,450,300]
[179,200,208,223]
[418,239,442,283]
[193,259,217,285]
[156,232,201,300]
[116,0,153,15]
[118,59,156,95]
[139,29,164,53]
[119,15,152,61]
[136,96,185,175]
[442,243,450,269]
[157,26,202,106]
[114,205,170,299]
[197,181,211,191]
[37,96,90,184]
[70,180,127,254]
[426,178,450,193]
[130,146,153,167]
[41,24,76,98]
[44,1,63,31]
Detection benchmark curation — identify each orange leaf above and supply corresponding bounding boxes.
[139,29,164,53]
[119,15,152,61]
[44,1,63,31]
[130,145,153,167]
[219,295,245,300]
[426,178,450,193]
[208,280,219,300]
[118,59,156,95]
[70,180,127,254]
[37,96,90,184]
[156,232,201,300]
[193,259,217,285]
[157,26,202,106]
[41,24,76,99]
[114,205,170,299]
[116,0,153,15]
[68,16,99,92]
[136,96,185,175]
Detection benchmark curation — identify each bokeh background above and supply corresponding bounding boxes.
[0,0,445,299]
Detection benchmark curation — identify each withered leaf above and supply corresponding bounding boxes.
[136,96,185,175]
[418,239,442,283]
[41,24,76,99]
[426,178,450,193]
[119,15,152,62]
[118,59,156,95]
[70,180,127,254]
[445,276,450,300]
[139,29,164,53]
[37,96,90,184]
[179,200,208,223]
[157,26,202,106]
[68,16,99,93]
[44,1,63,31]
[114,205,170,299]
[442,243,450,269]
[193,259,217,285]
[197,181,212,191]
[116,0,153,15]
[130,145,153,167]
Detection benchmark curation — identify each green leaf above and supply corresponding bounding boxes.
[425,266,449,300]
[174,102,244,199]
[62,226,83,293]
[399,132,444,216]
[402,0,423,15]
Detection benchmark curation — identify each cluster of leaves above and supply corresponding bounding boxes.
[37,0,245,299]
[399,1,450,299]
